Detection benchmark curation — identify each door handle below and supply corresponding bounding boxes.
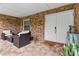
[55,27,56,33]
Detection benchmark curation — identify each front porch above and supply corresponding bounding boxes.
[0,39,63,56]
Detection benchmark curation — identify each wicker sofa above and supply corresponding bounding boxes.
[1,30,33,48]
[13,31,32,48]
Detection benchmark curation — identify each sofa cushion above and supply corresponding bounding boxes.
[18,31,29,36]
[3,30,11,35]
[3,30,12,37]
[5,34,12,36]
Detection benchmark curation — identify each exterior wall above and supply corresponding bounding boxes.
[74,4,79,33]
[21,4,74,42]
[29,14,44,42]
[0,14,21,39]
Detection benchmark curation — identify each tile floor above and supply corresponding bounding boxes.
[0,39,63,56]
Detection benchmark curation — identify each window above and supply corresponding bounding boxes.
[23,19,30,31]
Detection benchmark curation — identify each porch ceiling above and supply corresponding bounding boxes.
[0,3,69,17]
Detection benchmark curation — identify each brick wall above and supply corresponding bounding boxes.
[74,4,79,33]
[29,14,44,42]
[0,14,20,39]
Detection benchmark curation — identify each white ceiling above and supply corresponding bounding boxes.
[0,3,69,17]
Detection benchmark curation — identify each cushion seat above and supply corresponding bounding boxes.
[1,30,13,42]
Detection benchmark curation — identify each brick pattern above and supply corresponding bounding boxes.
[29,14,44,42]
[0,14,20,39]
[74,4,79,33]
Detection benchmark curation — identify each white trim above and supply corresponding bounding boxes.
[23,19,30,31]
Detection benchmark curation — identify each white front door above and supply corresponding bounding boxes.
[45,10,74,43]
[45,13,57,42]
[56,10,74,43]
